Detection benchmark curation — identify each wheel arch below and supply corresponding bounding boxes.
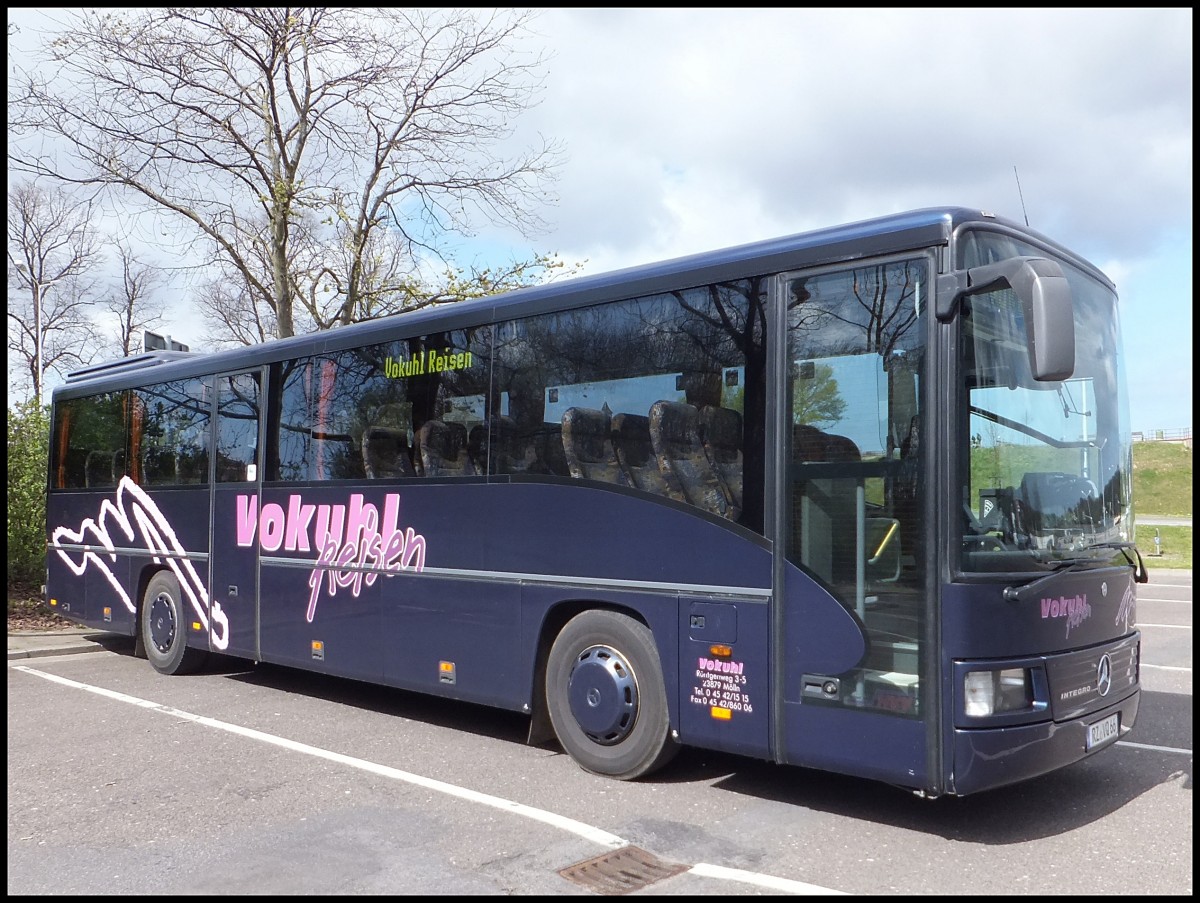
[526,596,675,747]
[136,565,210,675]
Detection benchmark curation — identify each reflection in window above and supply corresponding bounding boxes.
[136,378,210,486]
[493,280,766,532]
[51,392,129,490]
[785,257,928,717]
[216,372,260,483]
[267,330,490,482]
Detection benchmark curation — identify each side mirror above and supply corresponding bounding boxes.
[937,256,1075,382]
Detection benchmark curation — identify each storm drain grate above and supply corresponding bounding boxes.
[558,845,688,895]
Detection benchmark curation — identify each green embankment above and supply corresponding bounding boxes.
[1134,441,1192,570]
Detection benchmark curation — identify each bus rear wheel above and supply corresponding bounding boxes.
[141,571,207,675]
[545,609,678,780]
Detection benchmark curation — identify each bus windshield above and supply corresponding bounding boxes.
[958,232,1134,573]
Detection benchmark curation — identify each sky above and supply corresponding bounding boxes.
[6,8,1193,434]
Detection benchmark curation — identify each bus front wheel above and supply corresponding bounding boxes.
[141,571,207,676]
[545,609,678,780]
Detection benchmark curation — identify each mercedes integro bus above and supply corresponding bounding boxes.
[45,206,1146,797]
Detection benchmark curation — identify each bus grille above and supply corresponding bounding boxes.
[1046,635,1138,721]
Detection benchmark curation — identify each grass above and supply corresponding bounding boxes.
[1133,440,1193,517]
[1140,525,1192,570]
[1133,441,1192,570]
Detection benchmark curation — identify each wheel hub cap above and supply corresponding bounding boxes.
[567,645,638,745]
[149,593,176,653]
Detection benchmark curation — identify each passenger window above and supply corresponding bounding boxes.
[492,281,766,532]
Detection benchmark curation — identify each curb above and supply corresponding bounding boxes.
[8,642,107,661]
[7,630,111,662]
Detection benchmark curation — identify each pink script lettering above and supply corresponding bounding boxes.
[237,492,427,622]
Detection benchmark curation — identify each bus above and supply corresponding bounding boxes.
[44,206,1147,798]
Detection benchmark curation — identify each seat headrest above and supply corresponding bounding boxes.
[650,401,698,446]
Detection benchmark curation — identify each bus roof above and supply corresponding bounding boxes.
[53,205,1097,400]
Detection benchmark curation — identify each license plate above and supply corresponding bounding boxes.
[1086,713,1119,750]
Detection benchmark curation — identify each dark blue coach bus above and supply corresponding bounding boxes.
[44,207,1147,797]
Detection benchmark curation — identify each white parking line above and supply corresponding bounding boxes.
[1137,622,1192,628]
[1118,740,1193,755]
[689,862,845,894]
[13,664,841,896]
[1140,663,1191,672]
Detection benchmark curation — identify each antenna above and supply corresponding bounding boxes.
[1013,165,1030,226]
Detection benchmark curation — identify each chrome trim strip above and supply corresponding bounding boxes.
[260,555,771,601]
[47,543,210,563]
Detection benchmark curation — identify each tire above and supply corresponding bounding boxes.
[141,570,208,675]
[545,609,679,780]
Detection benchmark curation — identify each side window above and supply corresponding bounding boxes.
[272,358,320,481]
[493,280,766,533]
[50,391,128,490]
[51,398,88,489]
[271,353,375,482]
[401,329,491,478]
[216,372,260,483]
[135,378,210,487]
[266,331,490,483]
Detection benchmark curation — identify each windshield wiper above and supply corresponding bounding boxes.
[1003,561,1090,602]
[969,404,1099,449]
[1002,543,1148,602]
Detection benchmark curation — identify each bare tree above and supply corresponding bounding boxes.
[198,271,278,350]
[9,8,566,343]
[6,181,104,403]
[103,247,168,357]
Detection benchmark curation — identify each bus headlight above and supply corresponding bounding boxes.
[964,668,1033,717]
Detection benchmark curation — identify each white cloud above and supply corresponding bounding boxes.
[8,8,1192,430]
[489,8,1194,430]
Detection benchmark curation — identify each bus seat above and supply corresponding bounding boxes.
[61,447,89,489]
[216,454,247,483]
[791,423,861,585]
[893,413,921,562]
[531,422,570,476]
[467,423,488,473]
[648,401,738,519]
[562,407,631,487]
[699,405,744,509]
[415,420,474,477]
[1017,471,1100,537]
[142,446,179,486]
[85,449,120,488]
[793,423,861,464]
[611,412,686,501]
[176,445,209,484]
[362,425,416,479]
[484,416,538,475]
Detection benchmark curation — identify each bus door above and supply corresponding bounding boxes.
[776,258,931,788]
[209,370,263,659]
